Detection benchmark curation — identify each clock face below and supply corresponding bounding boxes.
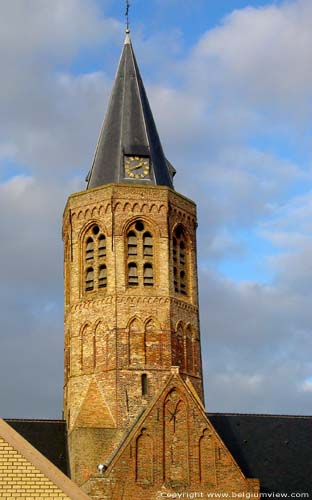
[124,156,150,179]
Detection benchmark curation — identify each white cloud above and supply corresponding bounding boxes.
[189,0,312,118]
[1,0,312,418]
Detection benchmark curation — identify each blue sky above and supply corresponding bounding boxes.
[0,0,312,417]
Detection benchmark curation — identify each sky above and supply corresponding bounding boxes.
[0,0,312,418]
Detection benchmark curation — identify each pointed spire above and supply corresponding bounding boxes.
[86,34,175,190]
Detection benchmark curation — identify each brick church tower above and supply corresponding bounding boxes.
[62,32,259,498]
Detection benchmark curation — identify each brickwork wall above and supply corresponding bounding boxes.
[0,436,71,500]
[82,374,259,499]
[63,184,203,478]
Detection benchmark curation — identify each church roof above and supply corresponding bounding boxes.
[86,33,174,190]
[5,413,312,493]
[5,419,68,475]
[208,412,312,493]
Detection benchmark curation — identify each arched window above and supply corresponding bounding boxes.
[144,263,153,286]
[128,263,138,286]
[172,226,188,295]
[85,267,94,291]
[126,221,154,287]
[84,225,107,293]
[99,265,107,288]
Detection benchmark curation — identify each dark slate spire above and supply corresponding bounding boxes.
[86,33,175,190]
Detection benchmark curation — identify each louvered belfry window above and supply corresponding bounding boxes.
[144,263,153,286]
[85,267,94,291]
[126,221,154,287]
[128,263,139,286]
[86,238,94,261]
[84,225,107,292]
[98,265,107,288]
[98,235,106,257]
[173,225,188,295]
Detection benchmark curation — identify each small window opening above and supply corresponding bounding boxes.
[141,374,148,396]
[85,267,94,291]
[86,238,94,261]
[144,263,153,286]
[128,263,138,286]
[99,265,107,288]
[98,235,106,257]
[135,221,144,232]
[93,225,100,235]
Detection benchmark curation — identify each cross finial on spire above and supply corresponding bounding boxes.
[125,0,130,34]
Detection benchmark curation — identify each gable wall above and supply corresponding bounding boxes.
[82,376,259,499]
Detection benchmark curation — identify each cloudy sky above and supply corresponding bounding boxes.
[1,0,311,418]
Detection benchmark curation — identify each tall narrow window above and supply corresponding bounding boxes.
[86,238,94,261]
[173,237,177,264]
[85,267,94,291]
[144,263,153,286]
[180,271,186,295]
[99,265,107,288]
[143,232,153,257]
[128,231,137,256]
[172,226,188,295]
[98,235,106,257]
[141,374,148,396]
[128,263,138,286]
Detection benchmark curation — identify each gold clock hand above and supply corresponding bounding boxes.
[130,163,143,170]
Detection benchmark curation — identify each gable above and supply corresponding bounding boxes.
[0,419,89,500]
[83,372,259,498]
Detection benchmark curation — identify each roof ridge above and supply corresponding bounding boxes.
[207,412,312,419]
[4,418,66,423]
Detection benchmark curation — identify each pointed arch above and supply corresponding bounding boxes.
[173,321,185,370]
[81,323,94,374]
[129,317,145,365]
[164,389,189,485]
[95,321,109,371]
[185,324,194,373]
[81,222,108,294]
[125,218,156,288]
[136,429,153,484]
[145,317,161,366]
[199,429,216,485]
[193,329,201,375]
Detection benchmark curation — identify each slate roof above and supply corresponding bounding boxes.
[5,414,312,494]
[208,412,312,494]
[86,33,174,190]
[5,419,68,475]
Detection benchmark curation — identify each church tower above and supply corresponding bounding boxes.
[63,32,259,499]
